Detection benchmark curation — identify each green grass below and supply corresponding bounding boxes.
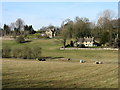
[2,38,118,88]
[26,33,41,39]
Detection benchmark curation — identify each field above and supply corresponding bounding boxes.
[2,38,118,88]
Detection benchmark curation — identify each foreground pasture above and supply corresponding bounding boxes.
[2,58,118,88]
[2,39,118,88]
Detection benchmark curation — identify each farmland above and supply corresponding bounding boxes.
[2,39,118,88]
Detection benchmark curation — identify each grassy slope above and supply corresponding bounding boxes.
[2,39,118,88]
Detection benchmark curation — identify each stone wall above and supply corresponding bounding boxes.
[60,48,118,50]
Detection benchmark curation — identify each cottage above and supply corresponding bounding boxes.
[45,28,56,38]
[83,37,94,47]
[75,37,97,47]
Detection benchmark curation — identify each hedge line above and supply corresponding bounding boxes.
[2,46,41,59]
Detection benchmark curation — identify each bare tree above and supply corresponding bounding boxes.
[10,22,15,31]
[97,9,115,29]
[97,9,116,46]
[101,9,115,20]
[61,19,71,28]
[60,19,73,47]
[15,18,25,35]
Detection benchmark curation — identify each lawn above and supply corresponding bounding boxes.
[2,38,118,88]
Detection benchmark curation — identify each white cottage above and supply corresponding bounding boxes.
[45,28,56,38]
[76,37,96,47]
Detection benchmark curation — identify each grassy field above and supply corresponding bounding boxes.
[2,38,118,88]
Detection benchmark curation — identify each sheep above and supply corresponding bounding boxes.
[80,60,85,63]
[37,58,46,61]
[95,61,102,64]
[99,61,102,64]
[68,58,71,61]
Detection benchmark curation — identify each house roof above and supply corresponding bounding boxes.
[77,38,84,42]
[84,37,94,42]
[77,37,94,42]
[45,28,56,32]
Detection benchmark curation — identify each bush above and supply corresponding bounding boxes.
[16,36,25,43]
[2,46,11,58]
[65,44,70,48]
[3,45,42,59]
[70,41,74,47]
[11,47,23,58]
[77,44,85,48]
[11,46,42,59]
[81,44,85,48]
[23,34,28,38]
[36,34,41,38]
[32,46,41,59]
[22,46,32,59]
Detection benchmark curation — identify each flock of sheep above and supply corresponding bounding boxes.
[79,60,102,64]
[36,58,103,64]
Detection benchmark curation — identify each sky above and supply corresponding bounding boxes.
[1,2,118,30]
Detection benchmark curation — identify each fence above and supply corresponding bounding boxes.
[60,48,118,50]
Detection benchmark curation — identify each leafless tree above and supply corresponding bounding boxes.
[15,18,24,31]
[15,18,25,35]
[97,9,115,29]
[97,9,116,46]
[10,22,15,31]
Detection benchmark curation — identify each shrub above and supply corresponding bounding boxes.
[36,34,41,38]
[65,44,70,48]
[77,44,85,48]
[81,44,85,48]
[11,47,22,58]
[22,46,32,59]
[11,46,42,59]
[32,46,41,59]
[21,46,42,59]
[16,36,25,43]
[3,45,42,59]
[24,34,28,38]
[2,46,11,58]
[70,41,74,47]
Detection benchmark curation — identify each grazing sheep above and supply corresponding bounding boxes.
[36,58,39,60]
[95,61,102,64]
[38,58,46,61]
[95,61,99,64]
[68,58,71,61]
[80,60,85,63]
[99,61,102,64]
[42,59,46,61]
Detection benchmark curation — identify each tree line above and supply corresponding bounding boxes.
[60,10,119,48]
[0,18,36,37]
[0,9,119,48]
[2,45,41,59]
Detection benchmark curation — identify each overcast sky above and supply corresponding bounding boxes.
[2,2,118,30]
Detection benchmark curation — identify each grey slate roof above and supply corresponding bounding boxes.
[77,37,94,42]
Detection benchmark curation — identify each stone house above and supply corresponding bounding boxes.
[45,28,56,38]
[75,37,96,47]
